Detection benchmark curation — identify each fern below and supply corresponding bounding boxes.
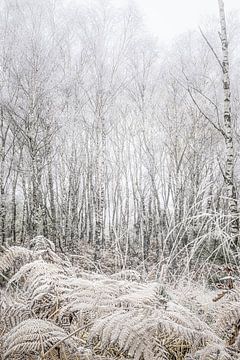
[0,294,32,331]
[8,259,74,292]
[29,235,56,252]
[111,270,142,282]
[2,239,240,360]
[214,300,240,345]
[116,282,169,309]
[185,344,239,359]
[89,308,218,360]
[2,318,79,359]
[0,246,33,276]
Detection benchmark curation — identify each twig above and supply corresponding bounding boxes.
[199,27,223,71]
[43,321,93,358]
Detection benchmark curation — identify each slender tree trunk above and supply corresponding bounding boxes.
[21,175,28,243]
[31,156,42,236]
[11,147,22,244]
[218,0,239,243]
[95,115,106,260]
[0,112,6,245]
[11,178,17,244]
[48,165,57,241]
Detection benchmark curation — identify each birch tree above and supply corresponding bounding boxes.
[218,0,239,243]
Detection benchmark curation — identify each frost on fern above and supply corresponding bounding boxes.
[2,319,79,359]
[29,235,56,252]
[0,236,70,285]
[0,246,33,278]
[0,292,33,331]
[2,239,240,360]
[185,343,239,360]
[89,308,218,360]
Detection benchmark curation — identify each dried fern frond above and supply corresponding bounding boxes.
[59,278,123,326]
[111,270,142,282]
[214,301,240,344]
[166,301,215,335]
[116,282,169,309]
[185,343,238,360]
[61,277,143,310]
[170,281,217,325]
[0,240,73,288]
[0,292,32,332]
[58,276,148,329]
[0,246,33,276]
[8,259,73,293]
[76,271,107,281]
[2,318,79,359]
[89,308,217,360]
[30,285,61,320]
[36,247,74,269]
[29,235,56,252]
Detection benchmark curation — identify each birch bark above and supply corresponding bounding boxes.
[218,0,239,242]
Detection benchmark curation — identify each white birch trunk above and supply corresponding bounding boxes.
[218,0,239,242]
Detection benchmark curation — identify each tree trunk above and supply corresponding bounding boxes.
[48,165,57,241]
[218,0,239,244]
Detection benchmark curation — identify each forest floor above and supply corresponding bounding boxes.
[0,236,240,360]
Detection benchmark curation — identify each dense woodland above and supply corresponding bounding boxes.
[0,0,240,269]
[1,0,240,358]
[0,0,240,265]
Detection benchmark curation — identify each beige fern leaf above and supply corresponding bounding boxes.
[185,343,238,360]
[29,235,56,252]
[89,308,216,360]
[1,301,32,331]
[2,318,79,359]
[0,246,33,275]
[116,282,168,309]
[214,301,240,345]
[8,259,72,293]
[111,270,142,282]
[77,271,108,281]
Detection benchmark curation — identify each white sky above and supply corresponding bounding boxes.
[115,0,240,42]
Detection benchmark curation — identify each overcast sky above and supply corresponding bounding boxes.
[114,0,240,42]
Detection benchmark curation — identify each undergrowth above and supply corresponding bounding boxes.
[1,236,240,359]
